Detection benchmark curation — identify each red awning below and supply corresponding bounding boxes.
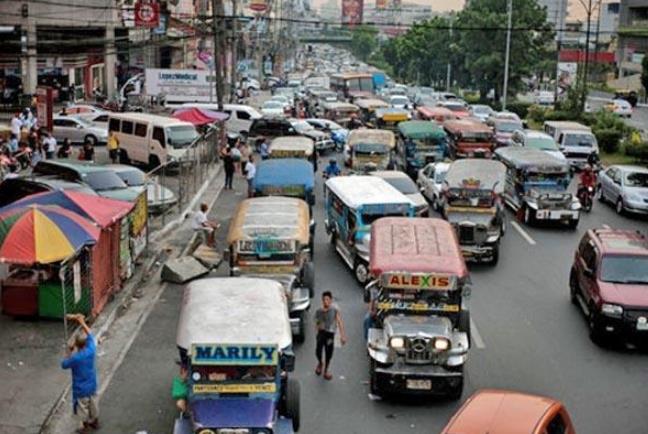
[171,108,229,126]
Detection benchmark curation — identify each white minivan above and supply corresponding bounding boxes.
[179,103,261,136]
[108,113,199,167]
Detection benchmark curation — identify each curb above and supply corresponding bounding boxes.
[39,164,223,433]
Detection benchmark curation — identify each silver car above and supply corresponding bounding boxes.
[106,164,178,213]
[371,170,429,216]
[417,162,451,212]
[598,165,648,215]
[52,115,108,145]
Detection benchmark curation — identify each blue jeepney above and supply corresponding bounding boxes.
[254,158,315,206]
[324,176,415,284]
[174,277,300,434]
[396,120,448,179]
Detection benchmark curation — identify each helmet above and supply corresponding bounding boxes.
[584,164,592,172]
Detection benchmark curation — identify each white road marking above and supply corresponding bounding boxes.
[511,221,537,245]
[470,318,486,349]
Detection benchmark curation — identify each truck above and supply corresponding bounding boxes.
[543,121,599,170]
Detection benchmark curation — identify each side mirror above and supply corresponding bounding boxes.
[281,351,296,372]
[76,124,83,129]
[364,280,378,303]
[462,284,472,298]
[309,220,316,234]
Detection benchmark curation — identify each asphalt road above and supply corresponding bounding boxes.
[90,146,648,434]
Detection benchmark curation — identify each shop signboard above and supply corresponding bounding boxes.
[135,0,160,28]
[144,68,217,104]
[36,86,53,132]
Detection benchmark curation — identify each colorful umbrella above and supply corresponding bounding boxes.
[0,205,100,265]
[0,190,134,229]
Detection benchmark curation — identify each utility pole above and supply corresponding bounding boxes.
[594,0,603,75]
[211,0,225,109]
[502,0,513,110]
[230,0,239,102]
[446,16,453,92]
[580,0,593,111]
[554,0,566,104]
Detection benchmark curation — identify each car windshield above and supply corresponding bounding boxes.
[391,97,408,106]
[445,104,466,112]
[362,211,409,225]
[625,171,648,187]
[73,117,92,127]
[563,134,595,147]
[435,170,447,183]
[167,126,198,148]
[326,121,342,130]
[84,171,127,191]
[264,101,283,109]
[600,255,648,284]
[527,136,558,151]
[355,143,388,154]
[496,122,521,133]
[292,121,314,133]
[472,106,490,114]
[116,169,146,186]
[384,177,418,194]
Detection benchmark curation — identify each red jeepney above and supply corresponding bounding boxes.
[366,217,471,399]
[443,119,495,159]
[417,106,458,123]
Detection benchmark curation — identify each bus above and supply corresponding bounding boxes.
[330,73,374,101]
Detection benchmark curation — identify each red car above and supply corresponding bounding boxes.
[570,228,648,344]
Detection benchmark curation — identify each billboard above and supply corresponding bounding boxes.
[144,68,216,104]
[342,0,363,26]
[556,62,577,98]
[376,0,387,8]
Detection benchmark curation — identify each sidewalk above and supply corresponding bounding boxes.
[0,164,222,434]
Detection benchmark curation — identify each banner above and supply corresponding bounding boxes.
[556,62,577,98]
[36,86,53,132]
[341,0,363,26]
[144,68,216,103]
[376,0,387,9]
[135,0,160,28]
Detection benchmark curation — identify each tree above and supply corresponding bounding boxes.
[350,25,379,62]
[642,55,648,103]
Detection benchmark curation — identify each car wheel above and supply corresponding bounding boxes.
[84,134,97,145]
[432,194,439,211]
[596,185,605,203]
[119,150,130,164]
[447,373,464,401]
[569,270,579,305]
[490,243,500,266]
[294,312,306,344]
[284,378,301,432]
[588,308,605,345]
[369,359,380,396]
[500,216,507,236]
[523,206,535,225]
[302,262,315,298]
[149,155,161,171]
[615,198,625,215]
[567,218,579,230]
[354,260,369,285]
[458,309,471,347]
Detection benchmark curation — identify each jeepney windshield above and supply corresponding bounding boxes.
[192,365,277,383]
[236,239,298,262]
[166,125,199,148]
[407,138,445,155]
[446,188,495,207]
[457,132,491,143]
[361,211,410,225]
[495,122,521,133]
[524,171,569,184]
[347,77,374,91]
[355,143,389,155]
[382,288,462,305]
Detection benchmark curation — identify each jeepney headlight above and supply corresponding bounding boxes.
[571,201,581,210]
[192,372,202,381]
[390,336,405,349]
[601,303,623,317]
[433,337,450,351]
[486,234,499,243]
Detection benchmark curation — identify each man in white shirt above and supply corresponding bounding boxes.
[10,113,22,138]
[246,154,256,198]
[43,132,57,159]
[192,203,219,247]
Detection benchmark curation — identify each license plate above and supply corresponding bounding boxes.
[637,317,648,331]
[406,379,431,390]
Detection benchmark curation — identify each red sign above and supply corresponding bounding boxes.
[342,0,363,26]
[36,86,53,132]
[135,0,160,28]
[558,50,615,64]
[376,0,387,8]
[249,0,268,12]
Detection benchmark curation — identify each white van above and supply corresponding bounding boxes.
[543,121,599,169]
[108,113,198,167]
[179,103,261,136]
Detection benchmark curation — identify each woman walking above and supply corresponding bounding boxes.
[221,145,235,189]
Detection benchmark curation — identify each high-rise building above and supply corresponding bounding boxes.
[537,0,569,39]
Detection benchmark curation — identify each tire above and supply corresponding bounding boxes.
[490,243,500,266]
[369,359,380,396]
[447,374,464,400]
[500,215,507,236]
[569,270,579,305]
[84,134,97,145]
[285,378,301,432]
[294,312,306,344]
[567,218,579,230]
[354,260,369,285]
[432,194,439,212]
[149,155,161,171]
[523,206,535,226]
[596,185,605,203]
[616,198,625,215]
[302,262,315,298]
[119,149,130,165]
[588,308,605,346]
[458,310,471,347]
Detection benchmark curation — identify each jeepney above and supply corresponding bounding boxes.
[227,198,314,340]
[254,158,315,206]
[495,147,580,228]
[443,159,507,264]
[174,277,300,434]
[444,119,495,159]
[373,107,410,131]
[366,217,470,399]
[416,106,457,123]
[396,120,448,178]
[345,128,396,171]
[355,98,389,124]
[321,101,360,127]
[269,136,317,167]
[324,176,415,284]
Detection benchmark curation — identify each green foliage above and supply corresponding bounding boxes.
[625,141,648,162]
[350,26,379,62]
[596,129,623,153]
[544,110,575,121]
[505,101,532,119]
[526,104,551,124]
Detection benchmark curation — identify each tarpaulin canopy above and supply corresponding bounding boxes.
[171,107,228,126]
[0,204,100,265]
[0,190,134,229]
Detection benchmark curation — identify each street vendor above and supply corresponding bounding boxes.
[192,202,220,247]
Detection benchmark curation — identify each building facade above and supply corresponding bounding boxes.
[617,0,648,76]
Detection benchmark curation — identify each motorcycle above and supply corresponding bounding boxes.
[577,184,595,212]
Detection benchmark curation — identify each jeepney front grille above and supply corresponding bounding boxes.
[537,194,572,210]
[406,337,432,364]
[564,151,590,159]
[458,224,475,244]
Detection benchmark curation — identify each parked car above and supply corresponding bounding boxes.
[52,115,108,145]
[388,95,411,110]
[0,176,97,208]
[289,119,335,153]
[570,228,648,344]
[597,165,648,215]
[106,164,177,213]
[75,112,110,130]
[469,104,495,122]
[604,99,633,118]
[492,118,523,147]
[417,161,450,211]
[261,100,286,117]
[61,104,105,115]
[247,117,298,149]
[510,130,567,162]
[371,170,429,216]
[441,389,575,434]
[487,111,522,126]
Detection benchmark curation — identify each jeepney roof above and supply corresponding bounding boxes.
[543,121,591,131]
[347,128,396,148]
[254,158,314,191]
[325,176,414,210]
[375,107,410,118]
[270,136,314,156]
[495,147,569,172]
[355,98,389,109]
[370,217,468,277]
[443,119,492,134]
[322,101,359,110]
[398,120,446,140]
[176,277,292,350]
[417,106,455,117]
[227,197,310,245]
[445,159,507,193]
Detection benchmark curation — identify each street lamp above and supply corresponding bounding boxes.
[502,0,512,110]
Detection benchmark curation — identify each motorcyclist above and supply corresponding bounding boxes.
[586,151,600,169]
[578,165,597,207]
[348,113,363,130]
[323,159,341,178]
